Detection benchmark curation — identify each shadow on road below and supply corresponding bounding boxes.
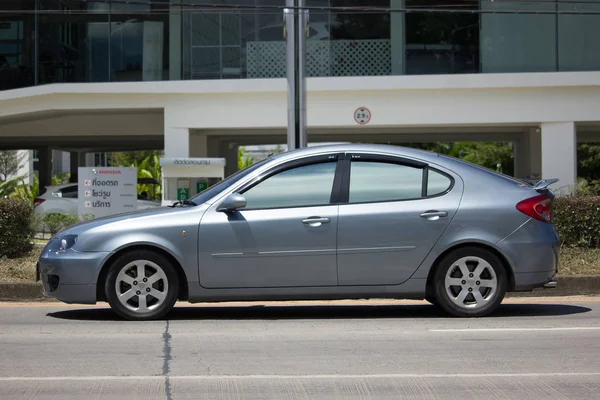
[47,302,592,322]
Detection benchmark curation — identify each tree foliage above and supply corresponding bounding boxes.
[0,150,25,181]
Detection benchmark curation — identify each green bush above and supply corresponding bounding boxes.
[42,213,81,236]
[0,198,35,258]
[554,195,600,248]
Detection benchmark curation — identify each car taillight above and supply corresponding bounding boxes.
[516,194,553,223]
[34,198,45,207]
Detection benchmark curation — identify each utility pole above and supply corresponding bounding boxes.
[284,0,308,150]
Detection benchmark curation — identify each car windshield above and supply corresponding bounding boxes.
[188,156,273,205]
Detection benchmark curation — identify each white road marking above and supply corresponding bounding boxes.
[430,327,600,332]
[2,372,600,381]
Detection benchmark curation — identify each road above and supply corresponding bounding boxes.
[1,296,600,399]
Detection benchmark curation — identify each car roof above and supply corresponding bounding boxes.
[273,143,443,163]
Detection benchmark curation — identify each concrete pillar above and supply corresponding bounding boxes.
[512,140,524,179]
[225,143,238,177]
[164,126,190,157]
[189,132,207,157]
[37,148,52,193]
[69,152,86,183]
[541,122,577,192]
[390,0,405,75]
[528,127,542,180]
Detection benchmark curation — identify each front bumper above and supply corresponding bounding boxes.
[37,249,111,305]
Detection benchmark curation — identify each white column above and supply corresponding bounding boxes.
[390,0,404,75]
[164,126,190,157]
[541,122,577,192]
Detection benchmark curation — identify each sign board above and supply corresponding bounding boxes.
[196,181,208,193]
[78,167,137,219]
[177,187,189,201]
[354,106,372,125]
[160,158,226,167]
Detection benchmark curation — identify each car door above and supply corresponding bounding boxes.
[336,153,462,286]
[197,153,343,289]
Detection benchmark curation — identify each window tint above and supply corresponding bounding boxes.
[60,185,78,199]
[427,169,452,196]
[349,161,423,203]
[242,162,337,209]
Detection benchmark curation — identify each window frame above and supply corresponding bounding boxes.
[232,153,346,211]
[339,153,455,205]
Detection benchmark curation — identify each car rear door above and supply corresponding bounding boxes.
[336,153,463,286]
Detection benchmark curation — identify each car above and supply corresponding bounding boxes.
[34,180,161,215]
[36,144,560,320]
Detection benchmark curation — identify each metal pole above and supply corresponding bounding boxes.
[284,0,308,150]
[297,0,308,149]
[284,1,296,150]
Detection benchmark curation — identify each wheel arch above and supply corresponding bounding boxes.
[425,242,516,298]
[96,244,189,302]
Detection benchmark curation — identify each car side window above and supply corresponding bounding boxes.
[349,161,423,203]
[427,169,452,196]
[60,186,78,199]
[241,161,337,210]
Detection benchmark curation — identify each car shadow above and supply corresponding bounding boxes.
[46,302,592,322]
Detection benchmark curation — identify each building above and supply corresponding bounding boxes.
[1,0,600,193]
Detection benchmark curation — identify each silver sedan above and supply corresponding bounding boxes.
[37,144,560,320]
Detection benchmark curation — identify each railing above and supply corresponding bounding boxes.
[246,39,392,78]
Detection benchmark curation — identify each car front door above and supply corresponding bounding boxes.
[197,153,343,289]
[336,153,462,286]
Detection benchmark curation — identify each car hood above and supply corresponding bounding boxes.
[57,204,207,237]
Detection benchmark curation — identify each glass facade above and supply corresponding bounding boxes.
[2,0,600,91]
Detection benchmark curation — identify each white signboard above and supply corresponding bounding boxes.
[78,167,137,219]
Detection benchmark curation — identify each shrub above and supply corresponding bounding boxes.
[42,213,81,236]
[554,195,600,248]
[0,198,35,258]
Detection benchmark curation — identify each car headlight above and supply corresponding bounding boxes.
[59,235,78,251]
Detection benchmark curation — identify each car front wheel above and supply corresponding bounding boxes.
[105,250,179,321]
[432,247,508,317]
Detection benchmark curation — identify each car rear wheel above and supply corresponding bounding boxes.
[433,247,507,317]
[105,250,179,321]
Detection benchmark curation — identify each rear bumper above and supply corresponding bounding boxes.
[497,219,560,292]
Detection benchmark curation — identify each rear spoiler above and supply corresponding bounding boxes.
[521,178,559,196]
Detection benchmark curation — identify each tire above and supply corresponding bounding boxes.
[425,296,438,306]
[432,247,507,318]
[105,250,179,321]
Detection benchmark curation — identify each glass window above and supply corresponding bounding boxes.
[427,169,452,196]
[60,185,78,199]
[242,162,337,209]
[405,0,480,75]
[349,161,423,203]
[0,1,36,91]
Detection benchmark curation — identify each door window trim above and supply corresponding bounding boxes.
[339,153,455,205]
[230,153,345,211]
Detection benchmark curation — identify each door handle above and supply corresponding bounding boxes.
[302,217,330,227]
[420,211,448,220]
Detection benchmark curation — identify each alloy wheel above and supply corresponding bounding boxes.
[444,256,498,310]
[115,260,169,314]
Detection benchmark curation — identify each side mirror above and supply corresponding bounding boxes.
[217,193,247,212]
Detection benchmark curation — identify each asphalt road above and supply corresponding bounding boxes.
[1,297,600,399]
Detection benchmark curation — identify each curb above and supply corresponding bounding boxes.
[2,276,600,303]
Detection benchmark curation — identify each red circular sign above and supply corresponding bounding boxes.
[354,107,371,125]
